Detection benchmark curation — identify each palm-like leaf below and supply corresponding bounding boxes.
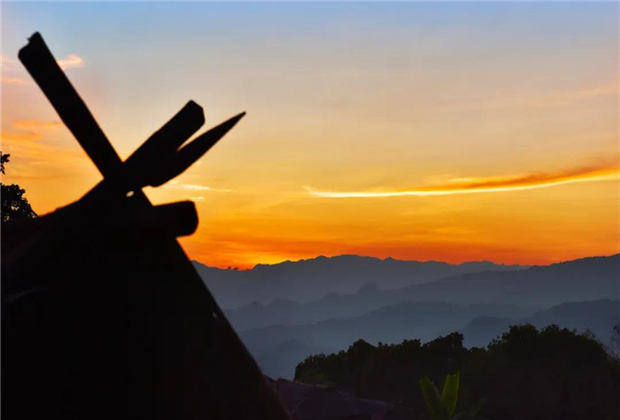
[441,372,460,418]
[419,377,449,420]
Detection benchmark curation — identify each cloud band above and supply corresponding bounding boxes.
[306,163,620,198]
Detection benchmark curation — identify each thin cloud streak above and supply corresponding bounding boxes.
[1,55,82,85]
[476,84,618,112]
[537,84,619,108]
[0,54,16,68]
[12,120,63,130]
[1,77,29,85]
[306,163,620,198]
[165,180,232,193]
[1,119,68,159]
[57,54,84,70]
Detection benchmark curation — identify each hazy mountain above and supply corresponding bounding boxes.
[239,301,536,379]
[225,283,537,331]
[193,255,526,308]
[243,299,619,379]
[388,254,620,307]
[461,299,620,347]
[253,340,322,381]
[226,283,401,331]
[225,254,619,330]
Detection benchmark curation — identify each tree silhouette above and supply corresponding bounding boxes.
[295,326,620,419]
[1,151,37,222]
[608,323,620,360]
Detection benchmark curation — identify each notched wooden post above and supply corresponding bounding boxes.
[3,32,290,420]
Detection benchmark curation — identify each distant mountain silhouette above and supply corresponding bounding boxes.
[225,254,619,330]
[243,299,619,379]
[391,253,620,307]
[194,255,526,308]
[239,301,537,378]
[254,339,322,381]
[461,299,620,347]
[230,254,619,378]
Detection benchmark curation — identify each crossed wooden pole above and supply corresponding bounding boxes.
[2,32,290,419]
[19,32,245,219]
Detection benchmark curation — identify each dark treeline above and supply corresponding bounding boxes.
[1,151,37,223]
[294,324,620,420]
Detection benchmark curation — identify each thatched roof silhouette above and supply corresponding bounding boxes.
[1,33,290,420]
[267,377,402,420]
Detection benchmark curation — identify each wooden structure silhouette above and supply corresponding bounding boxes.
[2,33,291,419]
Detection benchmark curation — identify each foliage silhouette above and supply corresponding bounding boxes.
[420,372,484,420]
[295,324,620,419]
[1,151,38,222]
[419,373,458,420]
[608,323,620,360]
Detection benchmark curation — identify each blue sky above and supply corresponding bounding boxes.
[2,2,618,267]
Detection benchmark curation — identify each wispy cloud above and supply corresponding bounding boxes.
[0,54,15,67]
[0,119,86,183]
[57,54,84,70]
[1,54,83,85]
[2,52,84,70]
[1,120,67,159]
[1,77,29,85]
[165,180,232,193]
[481,84,619,111]
[12,120,63,130]
[1,55,27,85]
[538,84,618,108]
[306,162,620,198]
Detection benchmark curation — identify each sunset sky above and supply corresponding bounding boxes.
[2,2,619,269]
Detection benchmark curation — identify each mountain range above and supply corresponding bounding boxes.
[223,254,619,330]
[242,299,619,379]
[193,255,526,308]
[460,299,620,347]
[196,253,619,379]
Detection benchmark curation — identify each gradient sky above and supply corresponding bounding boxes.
[2,2,619,268]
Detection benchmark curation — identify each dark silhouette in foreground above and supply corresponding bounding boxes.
[1,151,38,222]
[236,298,618,379]
[295,325,620,420]
[2,33,289,419]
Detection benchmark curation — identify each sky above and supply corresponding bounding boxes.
[1,2,619,269]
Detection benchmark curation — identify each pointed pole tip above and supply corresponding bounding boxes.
[185,100,205,117]
[28,32,42,42]
[219,111,246,128]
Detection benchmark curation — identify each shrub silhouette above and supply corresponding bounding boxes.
[1,151,37,222]
[295,324,620,419]
[419,372,459,420]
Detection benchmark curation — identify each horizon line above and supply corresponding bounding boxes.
[191,251,620,272]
